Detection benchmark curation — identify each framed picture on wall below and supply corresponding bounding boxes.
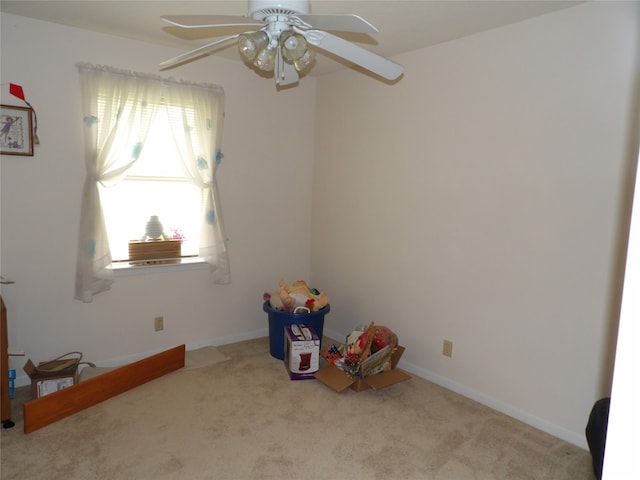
[1,104,34,156]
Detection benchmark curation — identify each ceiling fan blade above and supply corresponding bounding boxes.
[275,48,299,87]
[159,34,240,70]
[296,14,378,34]
[303,30,404,81]
[162,15,263,29]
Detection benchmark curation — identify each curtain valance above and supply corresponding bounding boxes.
[76,62,224,95]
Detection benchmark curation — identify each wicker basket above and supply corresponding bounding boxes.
[128,239,182,266]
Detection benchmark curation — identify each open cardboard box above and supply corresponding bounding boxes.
[315,345,410,393]
[23,358,78,399]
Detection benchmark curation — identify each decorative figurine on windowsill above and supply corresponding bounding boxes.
[143,215,165,241]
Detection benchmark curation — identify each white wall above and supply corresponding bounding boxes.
[311,1,639,448]
[2,1,638,453]
[0,14,316,372]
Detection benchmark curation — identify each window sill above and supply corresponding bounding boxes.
[112,257,208,276]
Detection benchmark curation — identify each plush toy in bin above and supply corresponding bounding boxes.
[263,279,329,313]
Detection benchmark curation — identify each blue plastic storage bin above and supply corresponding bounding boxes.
[264,301,330,360]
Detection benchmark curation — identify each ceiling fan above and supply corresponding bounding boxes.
[159,0,404,88]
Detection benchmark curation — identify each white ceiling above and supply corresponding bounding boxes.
[1,0,584,76]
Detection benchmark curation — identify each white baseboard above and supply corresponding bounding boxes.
[397,359,588,450]
[324,327,587,450]
[323,327,345,343]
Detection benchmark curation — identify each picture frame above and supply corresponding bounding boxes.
[1,104,34,156]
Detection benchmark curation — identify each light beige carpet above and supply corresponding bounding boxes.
[182,345,230,371]
[0,337,594,480]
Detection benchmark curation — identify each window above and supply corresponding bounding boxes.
[99,106,202,261]
[75,64,231,303]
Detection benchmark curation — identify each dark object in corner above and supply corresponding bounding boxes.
[1,296,13,429]
[586,397,610,480]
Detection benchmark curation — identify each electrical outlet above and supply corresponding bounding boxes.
[442,340,453,358]
[154,316,164,332]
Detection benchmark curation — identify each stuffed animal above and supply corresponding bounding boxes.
[263,292,285,310]
[278,279,329,312]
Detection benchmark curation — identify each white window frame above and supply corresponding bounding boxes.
[99,104,204,265]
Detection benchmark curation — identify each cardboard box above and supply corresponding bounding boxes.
[35,377,75,397]
[23,358,78,399]
[284,324,320,380]
[315,345,410,393]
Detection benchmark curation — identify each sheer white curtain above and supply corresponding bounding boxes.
[163,82,231,284]
[75,64,230,302]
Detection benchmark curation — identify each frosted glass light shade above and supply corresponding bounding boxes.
[280,31,307,62]
[254,46,276,71]
[238,31,269,62]
[293,49,315,72]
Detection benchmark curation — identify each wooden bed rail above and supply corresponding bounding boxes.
[23,344,185,434]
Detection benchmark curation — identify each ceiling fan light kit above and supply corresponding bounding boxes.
[238,29,311,75]
[160,0,404,88]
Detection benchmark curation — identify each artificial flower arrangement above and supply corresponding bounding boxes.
[324,323,399,379]
[169,227,186,243]
[263,279,329,313]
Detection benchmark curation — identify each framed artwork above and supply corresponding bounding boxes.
[1,105,34,156]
